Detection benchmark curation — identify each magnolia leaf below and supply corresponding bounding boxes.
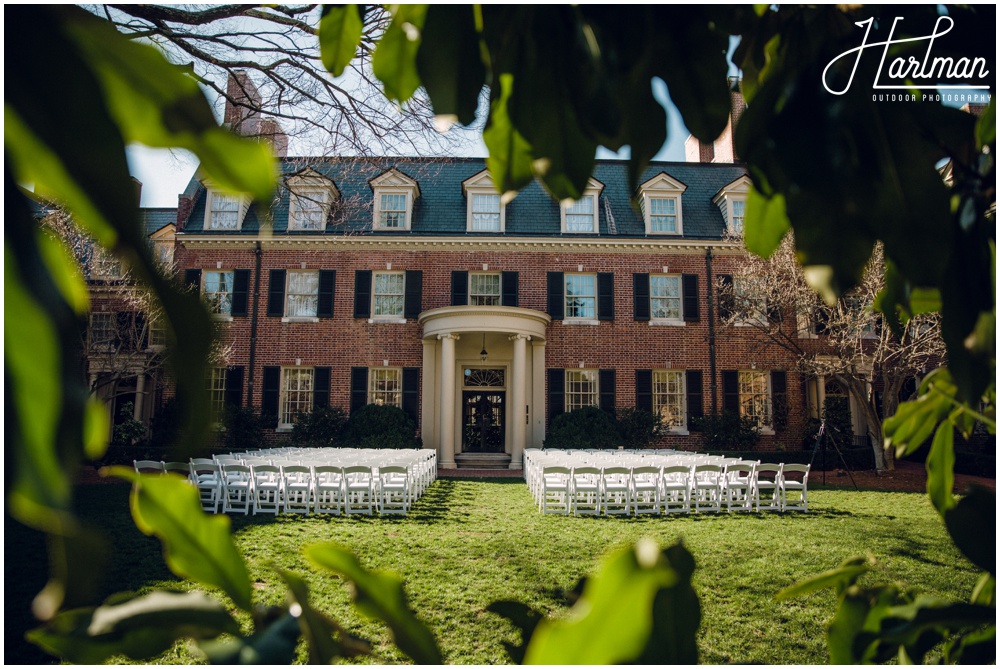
[744,188,790,258]
[416,5,485,126]
[484,74,535,198]
[306,543,441,664]
[944,485,995,575]
[276,568,369,663]
[113,468,253,611]
[372,5,428,104]
[198,612,300,665]
[976,96,995,149]
[776,558,871,600]
[925,420,956,514]
[319,5,364,78]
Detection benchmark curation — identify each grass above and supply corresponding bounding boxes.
[5,478,982,665]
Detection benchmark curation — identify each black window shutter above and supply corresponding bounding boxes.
[682,274,700,322]
[231,269,250,317]
[722,370,739,414]
[451,271,468,306]
[635,369,653,413]
[502,271,519,307]
[599,369,616,414]
[317,270,336,318]
[224,366,244,408]
[547,369,564,424]
[633,273,650,321]
[404,270,423,318]
[350,367,369,414]
[267,269,286,317]
[353,270,372,318]
[547,272,564,319]
[402,367,420,422]
[184,268,201,289]
[262,367,281,419]
[771,371,787,428]
[686,370,704,430]
[597,273,615,320]
[717,274,734,320]
[313,367,331,408]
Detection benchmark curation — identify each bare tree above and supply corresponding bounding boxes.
[721,235,946,471]
[88,4,482,156]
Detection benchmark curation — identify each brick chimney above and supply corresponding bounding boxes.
[684,78,745,163]
[224,71,288,157]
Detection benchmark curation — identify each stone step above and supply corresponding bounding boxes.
[454,452,512,469]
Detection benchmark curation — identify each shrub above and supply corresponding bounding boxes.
[95,401,147,465]
[291,406,348,447]
[616,407,663,449]
[222,406,266,452]
[147,397,182,452]
[340,404,420,450]
[544,407,621,450]
[691,411,761,451]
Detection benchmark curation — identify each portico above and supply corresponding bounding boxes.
[418,306,550,469]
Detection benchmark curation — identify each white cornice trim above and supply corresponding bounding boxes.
[177,234,745,255]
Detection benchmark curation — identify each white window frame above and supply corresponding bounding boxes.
[91,251,124,280]
[368,367,402,408]
[283,270,320,320]
[463,169,506,232]
[733,276,769,327]
[203,270,235,318]
[371,168,419,231]
[289,188,329,231]
[376,191,410,230]
[713,175,752,237]
[565,369,599,412]
[638,173,686,236]
[89,312,117,352]
[279,367,314,429]
[147,315,168,350]
[649,274,683,324]
[560,178,605,234]
[204,190,249,231]
[207,367,227,424]
[738,370,772,431]
[469,272,502,306]
[652,370,687,433]
[372,270,406,319]
[564,273,597,322]
[468,193,503,232]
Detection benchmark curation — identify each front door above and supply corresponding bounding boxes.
[462,391,505,452]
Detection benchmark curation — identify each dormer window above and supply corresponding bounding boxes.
[462,170,505,232]
[560,178,605,234]
[638,173,686,236]
[371,168,419,231]
[287,170,339,232]
[713,175,752,236]
[203,185,250,231]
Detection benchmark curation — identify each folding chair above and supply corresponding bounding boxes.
[660,465,692,514]
[724,462,756,512]
[344,465,374,515]
[780,463,810,512]
[570,466,602,516]
[281,465,314,514]
[601,466,632,516]
[692,463,724,513]
[313,465,344,515]
[631,466,661,515]
[190,462,222,513]
[221,464,253,515]
[134,460,164,475]
[378,465,409,515]
[251,464,282,515]
[163,462,191,477]
[540,466,571,515]
[752,463,783,512]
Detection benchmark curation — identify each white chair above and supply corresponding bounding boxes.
[631,466,661,515]
[281,465,314,514]
[540,466,571,515]
[313,465,344,515]
[163,461,191,477]
[251,464,282,515]
[378,465,409,515]
[601,466,632,516]
[724,462,755,512]
[781,463,810,512]
[221,464,253,515]
[752,463,783,512]
[134,460,164,475]
[570,466,602,516]
[190,461,222,513]
[344,465,374,515]
[692,463,724,513]
[660,465,692,514]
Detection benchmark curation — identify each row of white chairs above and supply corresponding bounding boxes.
[524,450,809,516]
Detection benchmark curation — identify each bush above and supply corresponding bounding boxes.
[691,411,761,451]
[340,404,420,449]
[616,407,663,449]
[704,447,876,471]
[222,406,266,452]
[291,406,348,447]
[544,407,621,450]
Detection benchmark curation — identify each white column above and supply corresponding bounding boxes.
[133,374,146,421]
[509,334,528,469]
[531,340,546,449]
[421,339,437,450]
[438,333,459,468]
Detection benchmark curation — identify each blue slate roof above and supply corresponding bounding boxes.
[140,208,177,236]
[180,157,747,240]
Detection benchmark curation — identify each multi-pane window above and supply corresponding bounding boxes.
[89,313,116,351]
[650,275,682,320]
[207,367,227,422]
[565,369,599,412]
[649,197,678,233]
[564,195,596,232]
[373,271,405,317]
[290,190,327,231]
[285,271,319,317]
[203,270,234,315]
[734,276,768,324]
[470,194,501,231]
[738,371,771,427]
[208,193,240,230]
[368,368,402,407]
[469,273,501,306]
[565,273,596,319]
[652,370,686,429]
[730,198,746,235]
[92,252,123,279]
[148,316,167,348]
[280,368,314,426]
[379,193,407,229]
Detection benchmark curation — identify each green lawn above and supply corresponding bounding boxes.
[5,478,981,665]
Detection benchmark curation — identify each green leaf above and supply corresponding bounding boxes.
[636,542,701,665]
[827,589,875,664]
[970,573,995,607]
[83,398,110,461]
[113,468,253,611]
[926,420,956,514]
[944,485,995,575]
[484,74,535,198]
[976,96,995,149]
[319,5,364,78]
[372,5,428,104]
[198,612,301,665]
[306,543,441,664]
[776,558,871,600]
[416,5,486,127]
[523,539,681,665]
[744,188,790,258]
[277,568,369,663]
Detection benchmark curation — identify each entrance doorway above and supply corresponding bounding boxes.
[462,390,506,452]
